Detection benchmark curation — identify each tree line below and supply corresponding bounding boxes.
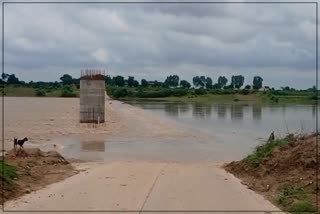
[1,72,317,93]
[106,74,265,90]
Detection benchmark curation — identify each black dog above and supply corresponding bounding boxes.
[14,137,28,150]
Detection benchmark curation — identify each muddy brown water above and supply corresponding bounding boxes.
[44,100,318,162]
[4,97,317,162]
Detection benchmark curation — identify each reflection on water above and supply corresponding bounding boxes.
[252,105,262,121]
[81,141,105,152]
[216,104,227,119]
[126,100,317,136]
[230,104,243,122]
[49,100,318,162]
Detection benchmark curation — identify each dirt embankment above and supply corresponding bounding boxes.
[1,148,78,203]
[225,133,319,213]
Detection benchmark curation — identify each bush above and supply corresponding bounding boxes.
[240,89,250,95]
[61,85,77,97]
[112,88,128,98]
[309,94,318,100]
[171,89,188,97]
[194,88,207,95]
[245,137,290,167]
[35,89,46,97]
[0,161,17,184]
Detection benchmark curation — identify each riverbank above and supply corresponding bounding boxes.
[1,148,78,204]
[225,133,319,213]
[3,85,318,105]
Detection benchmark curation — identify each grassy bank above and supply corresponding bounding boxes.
[108,86,317,104]
[2,85,318,104]
[3,85,79,97]
[225,133,319,213]
[1,148,78,203]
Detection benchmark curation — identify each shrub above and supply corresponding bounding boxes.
[245,137,290,167]
[171,89,188,97]
[0,160,17,184]
[112,88,128,98]
[240,89,250,95]
[194,88,207,95]
[61,85,77,97]
[309,94,318,100]
[35,89,46,97]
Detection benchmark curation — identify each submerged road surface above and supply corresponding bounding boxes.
[4,161,280,213]
[3,98,281,213]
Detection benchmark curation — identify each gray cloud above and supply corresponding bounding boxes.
[2,2,317,88]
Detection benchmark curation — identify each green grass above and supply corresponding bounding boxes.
[3,85,79,97]
[0,160,17,184]
[276,185,316,213]
[4,86,36,97]
[244,137,291,168]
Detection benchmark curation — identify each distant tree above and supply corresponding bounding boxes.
[200,76,206,87]
[105,75,113,86]
[218,76,228,88]
[141,79,148,87]
[193,76,200,87]
[113,76,125,87]
[231,75,244,89]
[1,73,9,83]
[133,80,139,87]
[164,75,179,88]
[60,74,73,85]
[7,74,20,84]
[180,80,191,89]
[244,85,251,90]
[205,77,213,89]
[154,80,163,87]
[253,76,263,89]
[281,86,291,91]
[212,83,220,89]
[193,76,205,88]
[128,76,135,87]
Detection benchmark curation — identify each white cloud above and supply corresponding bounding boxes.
[91,48,109,64]
[1,2,317,88]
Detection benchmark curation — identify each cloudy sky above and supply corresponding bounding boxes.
[2,1,317,89]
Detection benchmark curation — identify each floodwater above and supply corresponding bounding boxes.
[45,99,318,162]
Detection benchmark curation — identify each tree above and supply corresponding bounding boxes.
[128,76,135,87]
[60,74,73,85]
[113,76,125,87]
[1,73,9,82]
[200,76,206,87]
[253,76,263,89]
[133,80,139,87]
[105,75,113,86]
[164,75,179,88]
[205,77,213,89]
[193,76,204,88]
[141,79,148,87]
[7,74,20,84]
[231,75,244,89]
[180,80,191,89]
[218,76,228,88]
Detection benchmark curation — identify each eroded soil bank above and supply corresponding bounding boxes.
[1,148,78,203]
[225,133,319,213]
